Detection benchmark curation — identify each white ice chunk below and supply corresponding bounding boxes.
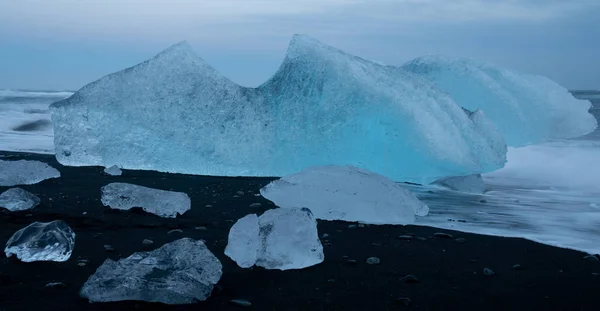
[50,35,506,185]
[0,160,60,186]
[431,174,485,194]
[403,56,598,146]
[103,165,122,176]
[5,220,75,262]
[80,238,222,304]
[0,188,40,211]
[260,165,429,225]
[100,182,190,218]
[225,208,324,270]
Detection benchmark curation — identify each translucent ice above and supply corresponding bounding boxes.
[225,208,324,270]
[431,174,485,194]
[101,182,190,218]
[260,165,429,225]
[5,220,75,262]
[50,35,506,184]
[103,165,122,176]
[0,188,40,211]
[80,238,222,304]
[402,56,598,146]
[0,160,60,186]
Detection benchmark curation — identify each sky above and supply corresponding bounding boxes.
[0,0,599,90]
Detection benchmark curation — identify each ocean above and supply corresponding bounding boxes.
[1,89,599,254]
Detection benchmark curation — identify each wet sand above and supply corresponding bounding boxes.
[1,151,599,310]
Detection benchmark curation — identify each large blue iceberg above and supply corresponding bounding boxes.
[402,56,597,146]
[50,35,506,184]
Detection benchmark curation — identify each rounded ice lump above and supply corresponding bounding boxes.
[5,220,75,262]
[225,208,324,270]
[50,34,506,184]
[260,165,429,225]
[80,238,222,304]
[0,187,40,211]
[402,56,598,147]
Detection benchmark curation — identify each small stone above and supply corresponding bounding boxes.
[400,275,420,283]
[195,226,208,231]
[103,245,115,252]
[82,212,87,215]
[236,191,245,196]
[512,264,522,270]
[483,268,495,276]
[249,203,262,208]
[167,229,183,234]
[205,204,213,208]
[396,297,412,307]
[78,262,86,267]
[142,239,154,245]
[455,238,466,244]
[321,233,330,239]
[583,255,599,262]
[345,259,358,265]
[434,232,454,239]
[479,199,487,203]
[230,299,252,307]
[366,257,380,265]
[348,224,357,229]
[45,282,66,288]
[398,235,414,240]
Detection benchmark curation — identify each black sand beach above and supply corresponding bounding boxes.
[1,151,599,310]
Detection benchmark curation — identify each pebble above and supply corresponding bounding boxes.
[366,257,380,265]
[249,203,262,208]
[400,275,420,283]
[398,235,414,240]
[104,245,115,252]
[455,238,467,244]
[348,224,357,229]
[434,232,454,239]
[45,282,66,288]
[142,239,154,245]
[167,229,183,234]
[230,299,252,307]
[77,262,86,267]
[479,199,488,203]
[583,255,599,262]
[396,297,412,307]
[205,204,213,208]
[483,268,495,276]
[512,264,522,270]
[345,259,358,265]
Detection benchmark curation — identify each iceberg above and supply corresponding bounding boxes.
[101,183,190,218]
[260,165,429,225]
[50,35,506,184]
[80,238,222,304]
[0,188,41,211]
[225,208,324,270]
[5,220,75,262]
[402,56,598,146]
[0,160,60,186]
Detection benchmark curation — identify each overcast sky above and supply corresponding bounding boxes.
[0,0,599,90]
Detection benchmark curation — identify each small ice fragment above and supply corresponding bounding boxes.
[225,208,324,270]
[0,160,60,186]
[80,238,222,304]
[260,165,429,225]
[103,165,122,176]
[100,182,190,218]
[431,174,485,194]
[5,220,75,262]
[0,188,40,211]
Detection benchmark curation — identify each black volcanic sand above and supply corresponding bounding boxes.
[1,151,599,311]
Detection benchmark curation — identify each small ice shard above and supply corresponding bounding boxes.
[103,165,122,176]
[0,160,60,186]
[5,220,75,262]
[100,182,190,218]
[431,174,485,194]
[225,208,324,270]
[80,238,222,304]
[260,165,429,225]
[0,188,40,211]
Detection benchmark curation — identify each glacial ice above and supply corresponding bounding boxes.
[5,220,75,262]
[260,165,429,225]
[80,238,222,304]
[0,160,60,186]
[0,188,40,211]
[225,208,324,270]
[402,56,598,146]
[431,174,485,194]
[100,182,190,218]
[103,165,122,176]
[50,35,506,184]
